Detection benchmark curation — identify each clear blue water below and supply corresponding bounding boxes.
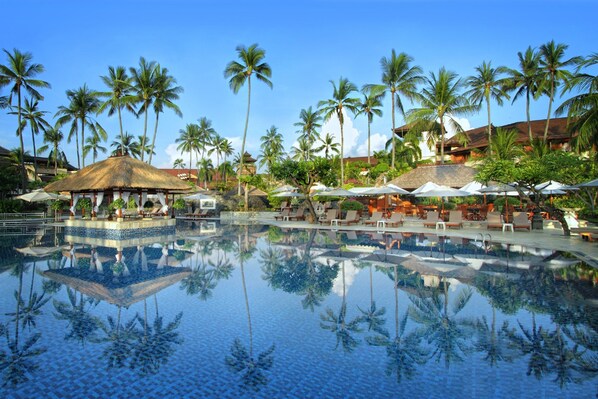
[0,222,597,398]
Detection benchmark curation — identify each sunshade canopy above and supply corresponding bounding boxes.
[459,181,486,195]
[414,185,470,197]
[16,189,69,202]
[411,181,441,195]
[44,155,191,193]
[579,178,598,187]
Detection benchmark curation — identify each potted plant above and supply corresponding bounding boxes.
[77,198,92,219]
[172,198,186,217]
[51,200,67,221]
[110,198,127,221]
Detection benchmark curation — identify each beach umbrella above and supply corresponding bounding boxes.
[535,180,567,195]
[16,189,69,202]
[411,181,441,195]
[579,178,598,187]
[362,185,410,214]
[273,191,305,198]
[479,183,520,222]
[272,184,297,193]
[414,186,470,198]
[459,181,486,195]
[16,246,61,258]
[183,192,215,201]
[318,188,362,197]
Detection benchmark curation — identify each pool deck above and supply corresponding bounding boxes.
[266,217,598,264]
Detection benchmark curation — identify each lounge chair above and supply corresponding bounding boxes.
[274,208,291,221]
[364,211,384,226]
[185,208,201,218]
[287,207,305,221]
[144,206,161,217]
[422,211,439,228]
[339,210,360,225]
[512,212,531,231]
[319,209,338,224]
[386,212,405,227]
[486,212,503,230]
[446,211,463,229]
[190,209,209,219]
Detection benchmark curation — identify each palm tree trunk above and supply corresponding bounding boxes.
[339,114,345,185]
[141,105,149,162]
[54,142,58,175]
[486,93,492,156]
[526,89,533,142]
[118,106,124,155]
[240,257,253,356]
[394,265,399,337]
[80,116,86,168]
[189,151,192,184]
[391,89,396,169]
[31,126,38,181]
[238,77,252,200]
[149,111,160,165]
[544,78,554,142]
[15,266,24,342]
[367,118,371,165]
[17,90,27,191]
[440,113,446,164]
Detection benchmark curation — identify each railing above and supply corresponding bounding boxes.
[0,212,46,220]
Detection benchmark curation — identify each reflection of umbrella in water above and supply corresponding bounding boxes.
[16,189,69,202]
[16,246,61,258]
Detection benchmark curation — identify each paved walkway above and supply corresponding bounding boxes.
[268,218,598,263]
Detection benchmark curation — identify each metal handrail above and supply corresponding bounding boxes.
[0,212,46,220]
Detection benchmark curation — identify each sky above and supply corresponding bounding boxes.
[1,0,596,170]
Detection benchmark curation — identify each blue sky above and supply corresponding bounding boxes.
[1,0,596,169]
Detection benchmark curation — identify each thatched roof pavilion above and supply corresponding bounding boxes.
[388,164,477,190]
[45,155,191,218]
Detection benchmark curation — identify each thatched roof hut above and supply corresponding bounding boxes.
[388,164,477,190]
[45,155,190,193]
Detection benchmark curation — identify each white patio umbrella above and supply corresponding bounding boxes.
[273,191,305,198]
[318,188,361,197]
[411,181,441,195]
[16,189,69,202]
[362,185,410,214]
[459,181,486,195]
[479,183,520,223]
[183,192,215,201]
[579,178,598,187]
[535,180,567,195]
[414,186,470,198]
[272,184,297,193]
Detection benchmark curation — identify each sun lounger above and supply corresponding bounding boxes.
[287,207,305,221]
[274,208,291,221]
[185,208,201,218]
[319,209,338,224]
[512,212,531,231]
[339,210,360,225]
[445,211,463,229]
[144,206,161,217]
[422,211,439,228]
[364,211,384,226]
[486,212,503,230]
[386,212,405,227]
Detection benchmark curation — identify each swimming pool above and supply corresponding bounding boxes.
[0,222,596,398]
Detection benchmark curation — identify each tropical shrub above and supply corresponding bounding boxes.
[340,200,364,211]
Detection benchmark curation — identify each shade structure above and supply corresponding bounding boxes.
[183,192,215,201]
[579,178,598,187]
[310,183,330,195]
[414,185,470,198]
[410,181,441,195]
[272,184,297,193]
[318,188,361,197]
[273,191,305,198]
[535,180,567,195]
[363,184,410,195]
[44,155,191,193]
[479,183,521,223]
[16,246,62,258]
[16,189,69,202]
[459,181,486,195]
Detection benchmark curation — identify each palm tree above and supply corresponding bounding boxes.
[366,50,423,169]
[11,97,51,180]
[53,287,101,345]
[407,68,476,164]
[224,43,273,201]
[505,47,543,142]
[110,132,140,158]
[464,61,510,155]
[173,158,185,169]
[538,40,579,141]
[555,53,598,153]
[291,137,313,161]
[260,125,284,157]
[129,57,157,162]
[294,106,322,143]
[196,116,216,163]
[55,84,101,168]
[149,65,183,164]
[98,65,136,154]
[198,158,214,189]
[486,128,525,160]
[357,86,384,165]
[220,139,234,184]
[83,130,107,163]
[314,132,340,159]
[318,77,360,185]
[175,123,199,182]
[37,127,65,174]
[0,48,50,190]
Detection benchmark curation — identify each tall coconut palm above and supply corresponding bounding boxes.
[176,123,200,182]
[505,47,542,142]
[220,139,235,185]
[555,53,598,153]
[407,68,475,164]
[129,57,157,162]
[55,84,101,168]
[196,116,216,162]
[464,61,510,155]
[294,106,322,143]
[318,77,360,185]
[538,40,579,142]
[110,132,140,158]
[357,86,384,165]
[83,130,107,163]
[208,134,225,181]
[0,49,50,190]
[10,97,51,180]
[366,50,423,168]
[37,127,64,175]
[291,137,313,161]
[224,43,273,202]
[173,158,185,169]
[98,65,136,155]
[260,125,284,157]
[486,128,525,160]
[314,132,340,159]
[149,65,183,164]
[198,158,214,189]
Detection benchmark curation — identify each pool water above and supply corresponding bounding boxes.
[0,222,596,398]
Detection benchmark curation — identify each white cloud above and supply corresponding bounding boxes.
[444,116,471,139]
[319,110,361,156]
[160,136,241,169]
[355,132,389,156]
[332,260,360,297]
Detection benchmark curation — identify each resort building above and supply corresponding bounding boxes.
[0,144,77,182]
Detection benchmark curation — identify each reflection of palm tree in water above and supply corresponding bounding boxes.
[225,226,275,391]
[358,262,388,337]
[94,305,137,369]
[53,287,100,344]
[0,263,47,386]
[367,265,428,382]
[320,260,362,353]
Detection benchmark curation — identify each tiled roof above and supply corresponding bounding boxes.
[388,164,478,190]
